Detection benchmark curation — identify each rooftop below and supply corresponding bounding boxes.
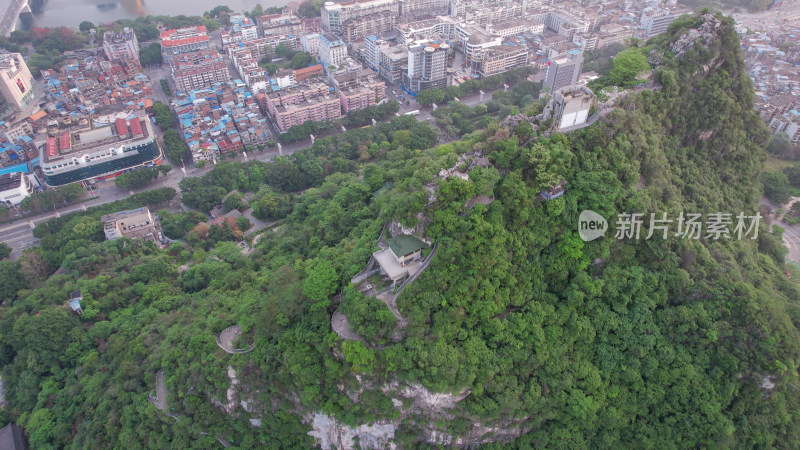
[42,117,151,162]
[386,234,428,257]
[0,171,23,192]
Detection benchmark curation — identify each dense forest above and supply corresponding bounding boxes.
[2,13,800,448]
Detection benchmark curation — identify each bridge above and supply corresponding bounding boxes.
[0,0,28,37]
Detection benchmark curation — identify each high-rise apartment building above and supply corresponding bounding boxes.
[319,33,348,68]
[103,28,140,62]
[0,53,35,119]
[364,35,408,84]
[321,0,399,34]
[171,50,231,93]
[543,51,584,94]
[403,41,449,94]
[262,81,343,133]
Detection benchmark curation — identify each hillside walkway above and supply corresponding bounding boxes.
[215,325,255,354]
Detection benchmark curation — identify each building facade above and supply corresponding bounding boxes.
[263,82,343,132]
[543,52,584,94]
[321,0,399,34]
[102,206,162,243]
[403,41,449,93]
[103,28,140,62]
[0,171,33,205]
[40,116,163,187]
[319,33,348,67]
[160,26,211,62]
[343,10,396,42]
[0,53,35,119]
[479,46,529,78]
[365,35,409,84]
[171,50,231,93]
[333,69,386,113]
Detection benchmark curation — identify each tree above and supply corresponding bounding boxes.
[609,48,651,86]
[275,42,295,60]
[417,88,446,107]
[763,171,791,205]
[223,192,244,212]
[152,102,176,129]
[291,52,313,69]
[139,43,162,66]
[0,260,24,301]
[767,132,797,159]
[114,167,161,189]
[0,243,10,260]
[163,129,191,163]
[302,258,338,308]
[263,62,279,75]
[79,21,96,32]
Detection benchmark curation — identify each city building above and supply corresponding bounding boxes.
[372,234,428,283]
[364,35,408,84]
[68,290,83,315]
[261,81,342,133]
[301,33,322,55]
[770,111,800,145]
[321,0,399,34]
[40,56,153,117]
[0,120,33,143]
[39,116,163,187]
[640,7,689,39]
[456,24,503,73]
[257,10,304,36]
[552,85,594,129]
[170,50,231,93]
[399,0,450,19]
[228,14,259,44]
[403,41,449,93]
[160,26,211,62]
[343,10,396,42]
[101,206,162,243]
[478,45,529,78]
[102,27,140,62]
[319,33,349,68]
[332,69,386,113]
[395,15,458,42]
[0,53,35,119]
[543,51,584,94]
[0,171,33,205]
[173,81,271,161]
[296,64,324,82]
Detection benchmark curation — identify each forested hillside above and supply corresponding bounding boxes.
[1,13,799,448]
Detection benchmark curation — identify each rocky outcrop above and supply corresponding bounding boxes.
[307,413,397,450]
[670,14,722,57]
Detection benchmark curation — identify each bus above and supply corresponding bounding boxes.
[404,110,420,116]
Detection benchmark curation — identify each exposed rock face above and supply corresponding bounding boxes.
[307,413,397,450]
[211,365,240,415]
[670,14,722,57]
[391,382,471,414]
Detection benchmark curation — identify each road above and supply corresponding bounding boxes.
[731,0,800,30]
[0,0,25,37]
[0,87,496,260]
[760,197,800,264]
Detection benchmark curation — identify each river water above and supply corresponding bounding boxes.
[16,0,289,30]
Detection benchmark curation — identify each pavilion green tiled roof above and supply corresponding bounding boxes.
[386,235,427,256]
